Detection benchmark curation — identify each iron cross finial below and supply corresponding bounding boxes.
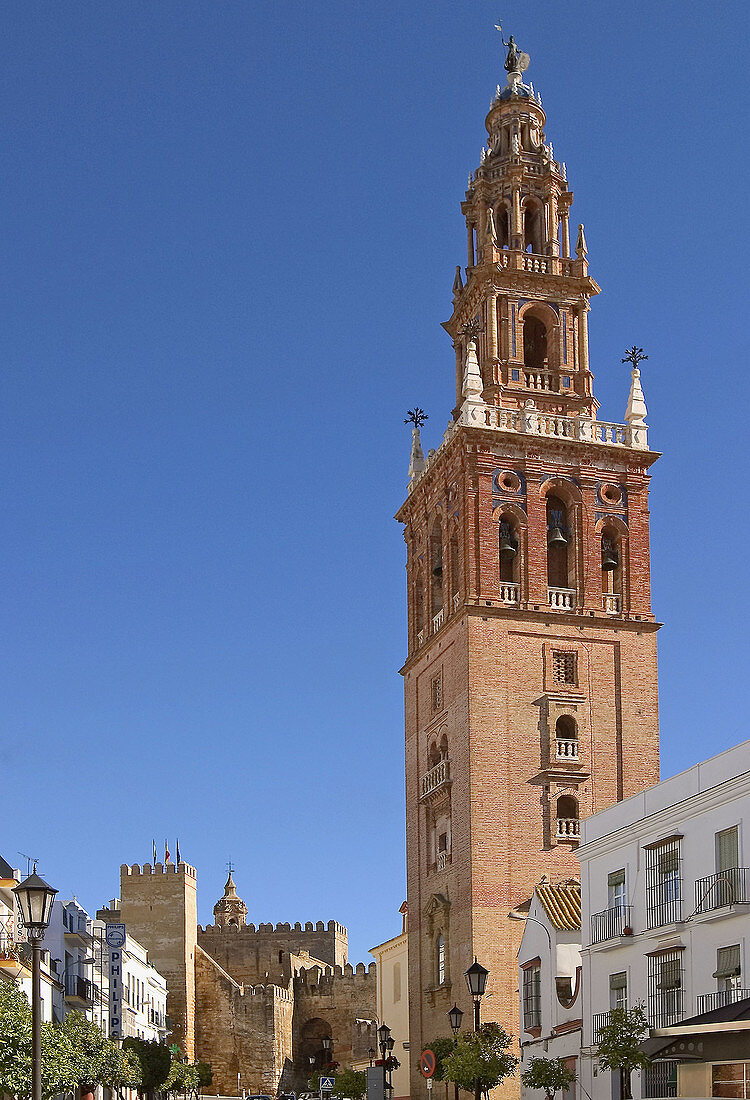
[405,408,428,429]
[226,859,235,875]
[622,346,648,368]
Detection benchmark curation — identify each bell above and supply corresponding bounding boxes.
[548,525,568,548]
[432,561,443,578]
[601,543,618,571]
[499,533,517,557]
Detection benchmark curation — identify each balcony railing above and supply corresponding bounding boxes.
[591,905,633,945]
[416,628,425,648]
[524,369,555,391]
[555,737,579,761]
[437,851,450,872]
[420,759,450,801]
[556,817,580,841]
[695,867,750,913]
[592,1011,612,1044]
[548,587,576,610]
[642,1061,678,1099]
[452,592,461,613]
[602,593,621,615]
[65,976,92,1003]
[697,988,750,1014]
[432,608,444,634]
[499,582,520,605]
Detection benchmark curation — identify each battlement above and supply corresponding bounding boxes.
[240,982,294,1002]
[121,862,197,880]
[294,961,376,987]
[198,918,346,936]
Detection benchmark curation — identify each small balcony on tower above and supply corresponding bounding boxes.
[420,758,451,802]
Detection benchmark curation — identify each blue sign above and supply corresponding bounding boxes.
[320,1078,335,1091]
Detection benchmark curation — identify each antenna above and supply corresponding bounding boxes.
[19,853,36,876]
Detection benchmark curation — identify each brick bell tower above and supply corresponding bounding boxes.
[396,34,660,1097]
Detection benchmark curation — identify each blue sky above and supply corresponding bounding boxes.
[1,2,748,964]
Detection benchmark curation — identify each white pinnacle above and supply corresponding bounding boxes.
[625,365,648,427]
[462,340,483,400]
[408,425,426,482]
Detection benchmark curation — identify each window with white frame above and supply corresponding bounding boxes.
[609,972,628,1013]
[608,869,626,910]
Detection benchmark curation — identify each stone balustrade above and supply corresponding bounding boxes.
[420,759,450,800]
[432,608,444,634]
[548,587,576,610]
[499,582,520,605]
[556,817,581,840]
[524,369,555,391]
[437,851,449,872]
[602,593,621,615]
[452,591,461,613]
[556,738,579,761]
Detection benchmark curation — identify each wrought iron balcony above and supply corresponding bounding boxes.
[65,976,93,1003]
[697,988,750,1014]
[420,759,450,801]
[694,867,750,913]
[592,1011,612,1044]
[590,905,634,945]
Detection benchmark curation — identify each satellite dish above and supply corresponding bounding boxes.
[519,52,531,72]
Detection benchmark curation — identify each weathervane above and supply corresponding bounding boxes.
[621,347,648,369]
[495,24,530,79]
[405,408,428,430]
[461,317,484,343]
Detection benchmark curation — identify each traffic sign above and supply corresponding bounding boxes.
[320,1078,335,1091]
[420,1050,436,1078]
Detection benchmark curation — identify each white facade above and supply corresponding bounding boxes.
[578,739,750,1100]
[370,904,410,1100]
[517,883,582,1100]
[44,898,98,1023]
[92,916,168,1041]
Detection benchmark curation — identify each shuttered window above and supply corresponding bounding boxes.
[717,827,739,872]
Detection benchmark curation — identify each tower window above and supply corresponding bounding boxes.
[523,315,548,369]
[436,935,445,985]
[552,651,577,685]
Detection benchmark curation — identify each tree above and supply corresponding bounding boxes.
[521,1057,576,1100]
[596,1006,651,1100]
[123,1037,173,1100]
[422,1036,458,1082]
[441,1023,518,1097]
[307,1066,365,1099]
[166,1059,201,1096]
[195,1061,213,1088]
[59,1011,140,1095]
[0,978,79,1100]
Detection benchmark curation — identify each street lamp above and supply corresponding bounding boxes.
[321,1035,333,1063]
[377,1022,391,1095]
[14,867,57,1100]
[368,1048,375,1067]
[464,958,489,1030]
[448,1003,464,1035]
[507,911,552,948]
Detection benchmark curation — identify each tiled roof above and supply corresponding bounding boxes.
[536,882,581,931]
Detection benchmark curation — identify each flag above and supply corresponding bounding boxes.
[176,839,181,865]
[165,839,170,864]
[152,840,157,867]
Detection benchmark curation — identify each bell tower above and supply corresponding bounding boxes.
[397,34,660,1097]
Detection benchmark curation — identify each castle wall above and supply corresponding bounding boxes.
[120,863,197,1059]
[292,964,378,1082]
[195,946,294,1096]
[198,920,347,987]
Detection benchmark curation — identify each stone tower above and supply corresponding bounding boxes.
[120,863,198,1059]
[213,869,248,930]
[396,38,660,1097]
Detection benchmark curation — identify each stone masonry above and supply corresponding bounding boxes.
[114,864,377,1096]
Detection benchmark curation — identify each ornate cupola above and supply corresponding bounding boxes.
[213,868,247,930]
[447,34,602,421]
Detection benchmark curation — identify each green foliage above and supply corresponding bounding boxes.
[196,1061,213,1087]
[307,1067,366,1099]
[59,1011,140,1091]
[521,1057,576,1099]
[123,1038,173,1096]
[441,1023,518,1095]
[596,1007,651,1100]
[166,1059,201,1094]
[422,1036,458,1082]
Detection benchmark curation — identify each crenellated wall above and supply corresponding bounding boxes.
[198,919,348,988]
[292,962,378,1083]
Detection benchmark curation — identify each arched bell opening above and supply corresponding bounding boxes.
[523,314,548,370]
[555,715,578,761]
[546,495,571,589]
[494,202,510,249]
[449,532,460,600]
[600,526,622,596]
[498,515,520,584]
[523,199,544,254]
[430,518,444,616]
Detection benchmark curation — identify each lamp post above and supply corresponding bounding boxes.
[368,1048,375,1068]
[321,1034,333,1066]
[447,1005,464,1100]
[13,867,57,1100]
[464,959,489,1100]
[377,1022,391,1097]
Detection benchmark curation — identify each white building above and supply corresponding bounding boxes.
[577,739,750,1100]
[516,880,582,1100]
[94,903,168,1042]
[44,898,98,1023]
